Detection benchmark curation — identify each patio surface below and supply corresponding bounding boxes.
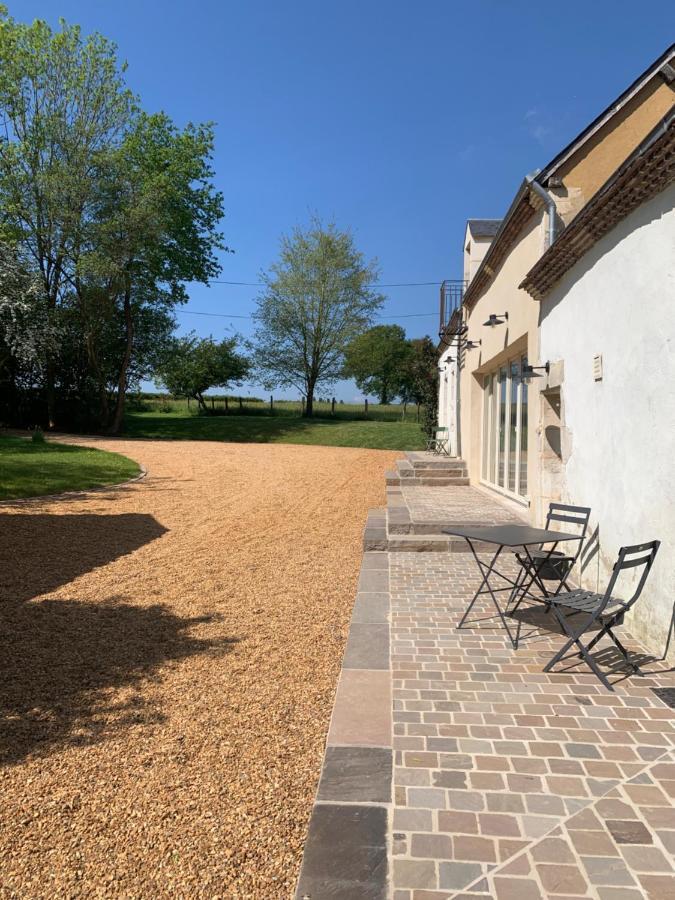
[400,484,525,527]
[296,478,675,900]
[390,550,675,899]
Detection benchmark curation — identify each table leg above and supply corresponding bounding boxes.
[457,540,517,648]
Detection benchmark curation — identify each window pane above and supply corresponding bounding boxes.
[497,366,507,486]
[508,360,519,493]
[488,373,497,481]
[519,355,528,496]
[481,375,492,480]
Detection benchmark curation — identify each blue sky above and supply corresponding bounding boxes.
[9,1,674,399]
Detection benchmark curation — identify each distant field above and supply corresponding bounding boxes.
[0,435,140,500]
[124,397,426,450]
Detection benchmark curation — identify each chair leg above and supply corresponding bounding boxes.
[544,606,615,691]
[584,622,610,655]
[606,625,643,675]
[577,639,614,691]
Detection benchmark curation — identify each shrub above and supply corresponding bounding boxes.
[31,426,45,444]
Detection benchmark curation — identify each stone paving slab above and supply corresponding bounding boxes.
[389,550,675,899]
[295,552,394,899]
[296,804,388,899]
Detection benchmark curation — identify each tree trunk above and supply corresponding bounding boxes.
[109,287,134,435]
[45,359,57,430]
[304,387,314,418]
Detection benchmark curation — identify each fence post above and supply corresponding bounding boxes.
[238,397,243,412]
[270,394,274,414]
[211,397,214,410]
[225,396,229,412]
[331,397,335,415]
[187,396,190,409]
[301,397,305,415]
[364,398,368,416]
[416,404,420,422]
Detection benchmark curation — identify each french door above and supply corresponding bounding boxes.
[481,355,528,499]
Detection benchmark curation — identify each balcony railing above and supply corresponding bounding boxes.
[439,279,467,338]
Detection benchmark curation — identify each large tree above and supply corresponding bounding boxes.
[251,220,384,417]
[156,334,250,412]
[80,112,225,431]
[0,9,135,426]
[343,324,411,405]
[0,11,226,432]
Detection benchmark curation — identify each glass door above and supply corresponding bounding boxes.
[481,356,529,500]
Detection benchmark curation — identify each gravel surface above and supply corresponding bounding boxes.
[0,439,400,898]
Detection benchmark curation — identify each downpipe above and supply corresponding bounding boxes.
[527,175,557,249]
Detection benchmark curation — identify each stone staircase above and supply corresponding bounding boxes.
[385,450,469,487]
[366,452,473,552]
[365,451,524,553]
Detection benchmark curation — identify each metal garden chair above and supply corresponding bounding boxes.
[508,502,591,613]
[426,426,449,455]
[543,540,660,690]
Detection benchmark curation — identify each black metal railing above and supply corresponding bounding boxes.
[439,279,467,337]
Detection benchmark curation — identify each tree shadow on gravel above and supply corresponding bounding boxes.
[0,512,168,602]
[0,512,238,765]
[0,598,237,766]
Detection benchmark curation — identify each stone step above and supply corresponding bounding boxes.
[405,451,465,465]
[363,506,496,553]
[363,508,388,551]
[403,460,467,472]
[385,475,471,487]
[387,518,494,536]
[384,532,494,553]
[400,456,467,470]
[399,476,470,486]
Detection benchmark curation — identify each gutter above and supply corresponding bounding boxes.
[526,175,557,248]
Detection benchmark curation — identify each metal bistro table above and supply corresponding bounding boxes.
[442,524,582,648]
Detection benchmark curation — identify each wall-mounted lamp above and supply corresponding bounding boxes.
[463,339,481,351]
[522,361,550,380]
[483,312,508,327]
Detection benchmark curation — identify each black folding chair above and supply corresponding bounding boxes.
[508,503,591,612]
[426,426,449,455]
[543,540,660,691]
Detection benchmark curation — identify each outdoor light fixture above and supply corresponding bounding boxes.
[522,361,550,380]
[464,339,481,350]
[483,312,509,327]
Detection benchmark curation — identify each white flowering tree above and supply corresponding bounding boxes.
[0,244,54,373]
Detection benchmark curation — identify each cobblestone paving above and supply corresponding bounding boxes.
[401,485,525,526]
[389,551,675,899]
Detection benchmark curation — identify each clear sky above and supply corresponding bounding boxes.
[8,1,674,400]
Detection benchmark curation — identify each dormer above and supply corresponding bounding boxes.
[463,219,501,284]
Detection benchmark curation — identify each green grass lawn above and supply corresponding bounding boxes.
[0,435,141,500]
[124,409,425,450]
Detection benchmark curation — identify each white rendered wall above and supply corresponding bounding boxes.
[539,184,675,656]
[437,345,459,456]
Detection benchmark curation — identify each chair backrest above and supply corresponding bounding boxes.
[435,427,448,435]
[603,540,660,613]
[544,502,591,561]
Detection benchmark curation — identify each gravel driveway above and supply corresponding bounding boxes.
[0,439,400,898]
